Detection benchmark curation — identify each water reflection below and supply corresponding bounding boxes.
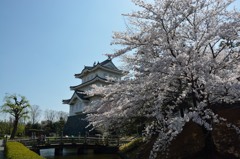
[40,148,121,159]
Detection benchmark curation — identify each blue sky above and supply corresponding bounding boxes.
[0,0,137,115]
[0,0,240,117]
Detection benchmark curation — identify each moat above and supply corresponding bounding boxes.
[41,148,121,159]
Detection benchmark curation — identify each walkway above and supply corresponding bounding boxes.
[0,139,5,159]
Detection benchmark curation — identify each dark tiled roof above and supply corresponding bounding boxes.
[62,99,71,104]
[84,66,93,69]
[99,59,112,66]
[74,58,121,78]
[76,91,89,100]
[62,91,89,104]
[70,75,108,90]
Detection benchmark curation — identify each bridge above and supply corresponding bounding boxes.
[15,136,125,155]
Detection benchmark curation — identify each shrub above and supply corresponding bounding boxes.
[119,137,143,153]
[6,142,45,159]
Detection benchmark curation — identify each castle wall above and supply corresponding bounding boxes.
[82,70,121,83]
[69,100,88,116]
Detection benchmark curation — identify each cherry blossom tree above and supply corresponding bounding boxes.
[86,0,240,158]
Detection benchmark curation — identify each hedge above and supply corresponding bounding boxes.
[6,142,45,159]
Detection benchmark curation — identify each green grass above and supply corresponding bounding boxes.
[119,137,143,153]
[6,141,45,159]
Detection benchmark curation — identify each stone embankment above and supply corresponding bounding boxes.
[0,139,5,159]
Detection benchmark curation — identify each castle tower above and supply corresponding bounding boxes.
[62,58,123,136]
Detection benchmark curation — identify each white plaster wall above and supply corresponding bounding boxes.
[82,70,121,83]
[82,70,100,83]
[69,100,85,116]
[79,81,106,92]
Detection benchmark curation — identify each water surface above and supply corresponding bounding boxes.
[41,148,121,159]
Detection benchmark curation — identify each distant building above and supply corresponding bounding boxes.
[62,58,123,136]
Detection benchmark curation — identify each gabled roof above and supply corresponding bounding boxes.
[74,58,122,79]
[62,91,89,105]
[100,58,117,67]
[70,75,111,91]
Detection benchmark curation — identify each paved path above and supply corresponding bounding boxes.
[0,139,5,159]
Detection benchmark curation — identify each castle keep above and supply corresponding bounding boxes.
[63,58,123,136]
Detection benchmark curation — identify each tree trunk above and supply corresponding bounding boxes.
[191,83,217,158]
[10,118,19,139]
[202,126,216,159]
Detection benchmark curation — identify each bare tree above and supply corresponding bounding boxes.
[56,111,68,122]
[29,105,42,124]
[44,109,57,122]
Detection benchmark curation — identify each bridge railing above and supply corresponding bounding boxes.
[15,136,121,147]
